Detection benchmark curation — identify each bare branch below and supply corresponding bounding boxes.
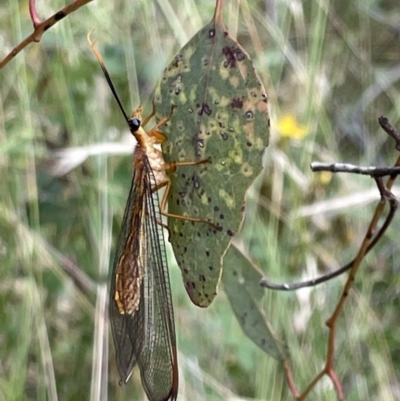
[379,115,400,151]
[0,0,93,69]
[261,117,400,399]
[260,182,398,291]
[310,162,400,177]
[261,117,400,292]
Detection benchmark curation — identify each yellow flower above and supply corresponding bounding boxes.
[276,114,308,139]
[318,171,332,185]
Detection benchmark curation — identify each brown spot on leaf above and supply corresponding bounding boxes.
[220,132,228,140]
[198,102,212,116]
[231,97,243,109]
[172,54,183,68]
[222,46,237,68]
[222,46,245,68]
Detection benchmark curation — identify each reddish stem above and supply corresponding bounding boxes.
[29,0,42,27]
[214,0,223,24]
[283,359,300,398]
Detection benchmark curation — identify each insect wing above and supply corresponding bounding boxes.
[138,155,178,401]
[109,152,178,400]
[109,158,146,382]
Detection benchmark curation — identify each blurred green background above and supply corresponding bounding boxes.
[1,0,400,400]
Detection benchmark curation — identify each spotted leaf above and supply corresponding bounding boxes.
[154,10,269,307]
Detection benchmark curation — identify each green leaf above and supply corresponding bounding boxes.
[154,12,269,307]
[222,242,285,360]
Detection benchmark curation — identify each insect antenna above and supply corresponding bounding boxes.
[87,31,140,133]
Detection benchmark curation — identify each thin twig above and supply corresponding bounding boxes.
[379,115,400,151]
[297,370,326,401]
[294,167,398,401]
[0,0,93,69]
[322,179,395,400]
[261,117,400,292]
[277,118,400,400]
[260,192,397,291]
[213,0,223,25]
[282,358,300,398]
[310,162,400,177]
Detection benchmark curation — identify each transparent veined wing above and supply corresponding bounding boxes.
[109,148,178,401]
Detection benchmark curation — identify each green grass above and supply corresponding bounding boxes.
[1,0,400,400]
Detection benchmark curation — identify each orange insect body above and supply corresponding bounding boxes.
[132,105,169,186]
[114,106,169,316]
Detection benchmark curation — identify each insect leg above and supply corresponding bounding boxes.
[143,99,175,130]
[154,178,218,229]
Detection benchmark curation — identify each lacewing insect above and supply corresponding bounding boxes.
[88,34,178,401]
[88,32,215,401]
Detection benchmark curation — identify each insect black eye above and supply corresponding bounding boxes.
[129,118,141,132]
